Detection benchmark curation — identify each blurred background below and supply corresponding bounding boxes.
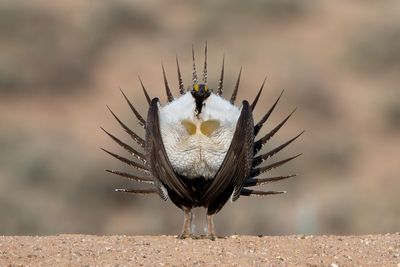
[1,0,399,236]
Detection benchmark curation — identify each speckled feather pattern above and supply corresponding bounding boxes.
[159,92,241,179]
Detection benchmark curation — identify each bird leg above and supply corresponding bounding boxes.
[206,214,216,240]
[178,208,192,239]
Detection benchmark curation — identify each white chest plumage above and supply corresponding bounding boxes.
[159,92,241,179]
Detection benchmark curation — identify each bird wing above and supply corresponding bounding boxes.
[146,98,194,202]
[200,100,254,204]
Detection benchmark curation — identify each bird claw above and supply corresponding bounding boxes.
[177,233,192,239]
[206,234,216,241]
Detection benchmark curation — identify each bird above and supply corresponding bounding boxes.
[101,43,303,240]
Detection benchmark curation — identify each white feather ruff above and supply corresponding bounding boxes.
[159,92,241,179]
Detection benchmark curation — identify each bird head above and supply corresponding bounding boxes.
[191,83,211,100]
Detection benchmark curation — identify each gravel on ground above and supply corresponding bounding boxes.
[1,234,399,266]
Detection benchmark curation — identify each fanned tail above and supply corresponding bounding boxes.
[240,189,286,196]
[217,55,225,95]
[101,148,151,175]
[253,108,297,155]
[253,131,304,167]
[203,42,208,84]
[250,154,302,178]
[119,88,146,128]
[244,174,296,187]
[242,83,302,198]
[103,48,303,204]
[138,76,151,104]
[192,45,198,85]
[115,188,158,195]
[176,56,185,95]
[101,127,147,165]
[106,169,154,184]
[254,90,284,136]
[162,64,174,102]
[230,67,242,104]
[250,78,266,111]
[106,105,145,148]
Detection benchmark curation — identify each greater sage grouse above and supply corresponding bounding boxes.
[102,44,303,240]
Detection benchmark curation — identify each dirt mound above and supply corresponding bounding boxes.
[1,234,399,266]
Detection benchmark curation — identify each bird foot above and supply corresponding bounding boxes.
[206,233,216,241]
[177,233,192,239]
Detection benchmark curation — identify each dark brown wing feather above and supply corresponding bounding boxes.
[199,100,254,207]
[145,98,194,202]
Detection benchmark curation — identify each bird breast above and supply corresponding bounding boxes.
[159,92,241,179]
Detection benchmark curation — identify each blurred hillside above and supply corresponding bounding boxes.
[0,0,399,236]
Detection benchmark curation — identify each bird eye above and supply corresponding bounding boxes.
[193,84,199,92]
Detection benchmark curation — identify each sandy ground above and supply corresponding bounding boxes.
[0,234,399,266]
